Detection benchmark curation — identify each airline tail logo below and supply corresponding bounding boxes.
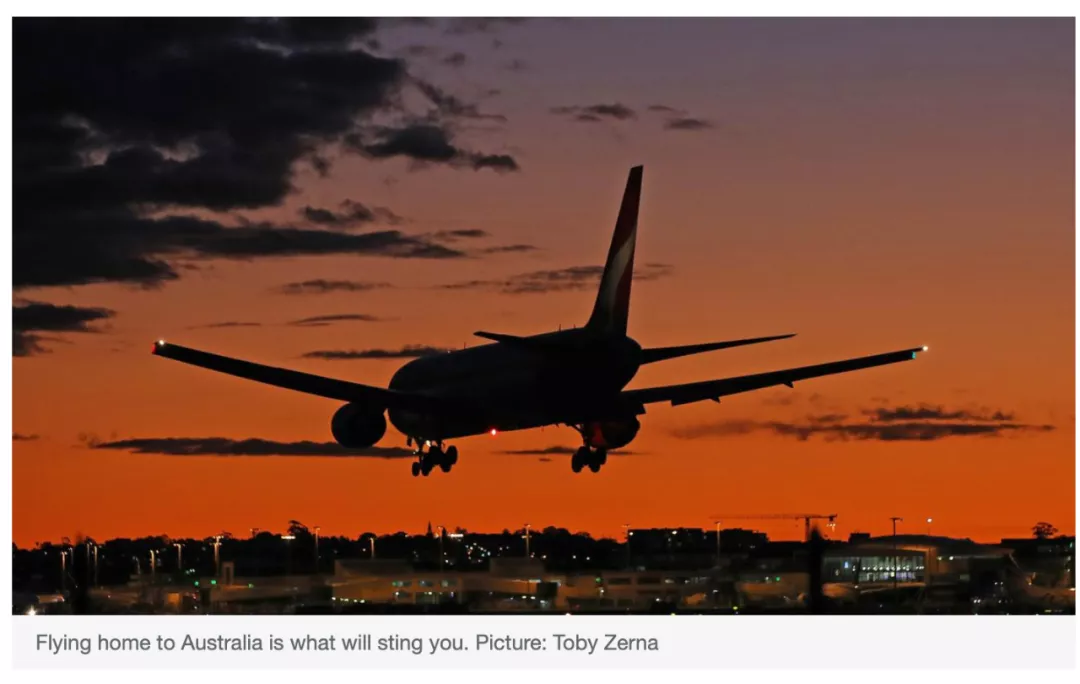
[587,165,642,336]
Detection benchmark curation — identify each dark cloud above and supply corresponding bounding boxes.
[646,104,684,114]
[865,404,1015,423]
[346,123,519,172]
[275,279,393,295]
[413,81,508,123]
[550,103,637,123]
[14,18,505,295]
[499,445,638,455]
[302,345,452,360]
[434,229,490,241]
[503,59,529,72]
[481,244,539,254]
[92,436,414,458]
[672,406,1055,442]
[13,300,116,357]
[15,219,465,286]
[440,263,673,294]
[664,117,714,131]
[187,321,261,329]
[445,18,529,35]
[300,200,404,229]
[442,52,468,68]
[287,313,384,327]
[14,433,40,441]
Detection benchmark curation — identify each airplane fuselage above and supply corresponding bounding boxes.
[386,328,643,440]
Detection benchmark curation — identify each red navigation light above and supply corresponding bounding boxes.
[490,428,497,437]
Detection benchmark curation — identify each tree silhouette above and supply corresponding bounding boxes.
[1032,522,1058,539]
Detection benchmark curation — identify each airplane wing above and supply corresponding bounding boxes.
[640,333,796,364]
[623,346,927,407]
[150,341,447,411]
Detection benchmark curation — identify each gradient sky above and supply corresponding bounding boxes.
[11,18,1075,547]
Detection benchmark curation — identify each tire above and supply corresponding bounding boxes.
[596,449,608,465]
[411,462,420,477]
[446,446,458,465]
[571,447,588,473]
[439,461,451,473]
[588,462,601,473]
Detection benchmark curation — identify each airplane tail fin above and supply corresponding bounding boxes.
[586,165,642,337]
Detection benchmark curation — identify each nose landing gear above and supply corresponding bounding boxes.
[410,440,459,477]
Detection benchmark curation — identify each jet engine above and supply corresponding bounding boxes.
[331,403,387,448]
[583,416,640,450]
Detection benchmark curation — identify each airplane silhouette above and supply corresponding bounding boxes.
[152,166,927,477]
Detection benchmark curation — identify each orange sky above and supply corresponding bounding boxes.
[11,18,1075,546]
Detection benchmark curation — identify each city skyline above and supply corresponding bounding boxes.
[12,18,1075,547]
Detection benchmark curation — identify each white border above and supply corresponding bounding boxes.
[2,3,1077,679]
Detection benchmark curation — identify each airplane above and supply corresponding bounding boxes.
[152,165,927,477]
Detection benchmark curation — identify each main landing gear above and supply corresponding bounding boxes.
[408,439,458,477]
[570,445,607,474]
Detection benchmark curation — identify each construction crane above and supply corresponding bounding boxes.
[712,514,838,541]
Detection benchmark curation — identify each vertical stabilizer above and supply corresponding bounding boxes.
[586,165,642,336]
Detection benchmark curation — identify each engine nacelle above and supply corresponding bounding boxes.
[583,416,640,450]
[331,403,387,449]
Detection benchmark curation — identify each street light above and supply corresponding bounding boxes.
[313,526,321,573]
[889,517,903,595]
[623,523,632,569]
[212,536,223,577]
[714,521,723,567]
[369,536,376,559]
[281,534,295,576]
[926,518,933,536]
[523,523,531,558]
[436,526,445,571]
[173,543,183,574]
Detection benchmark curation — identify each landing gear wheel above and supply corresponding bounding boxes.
[446,445,458,465]
[588,461,601,473]
[595,449,608,466]
[411,462,420,477]
[571,446,588,473]
[421,460,433,476]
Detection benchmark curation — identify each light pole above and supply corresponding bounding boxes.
[369,536,376,559]
[92,544,99,587]
[149,549,156,579]
[436,526,445,571]
[623,524,632,569]
[523,523,531,558]
[212,536,223,577]
[60,549,69,591]
[250,527,260,538]
[282,534,295,575]
[174,543,183,574]
[890,517,903,595]
[314,526,321,573]
[714,521,722,567]
[926,518,933,536]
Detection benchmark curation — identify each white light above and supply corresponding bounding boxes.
[157,339,165,346]
[922,345,929,352]
[26,606,37,616]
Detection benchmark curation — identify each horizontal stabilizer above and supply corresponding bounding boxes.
[641,333,796,364]
[474,331,531,345]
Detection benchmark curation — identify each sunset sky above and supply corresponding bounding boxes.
[11,18,1075,547]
